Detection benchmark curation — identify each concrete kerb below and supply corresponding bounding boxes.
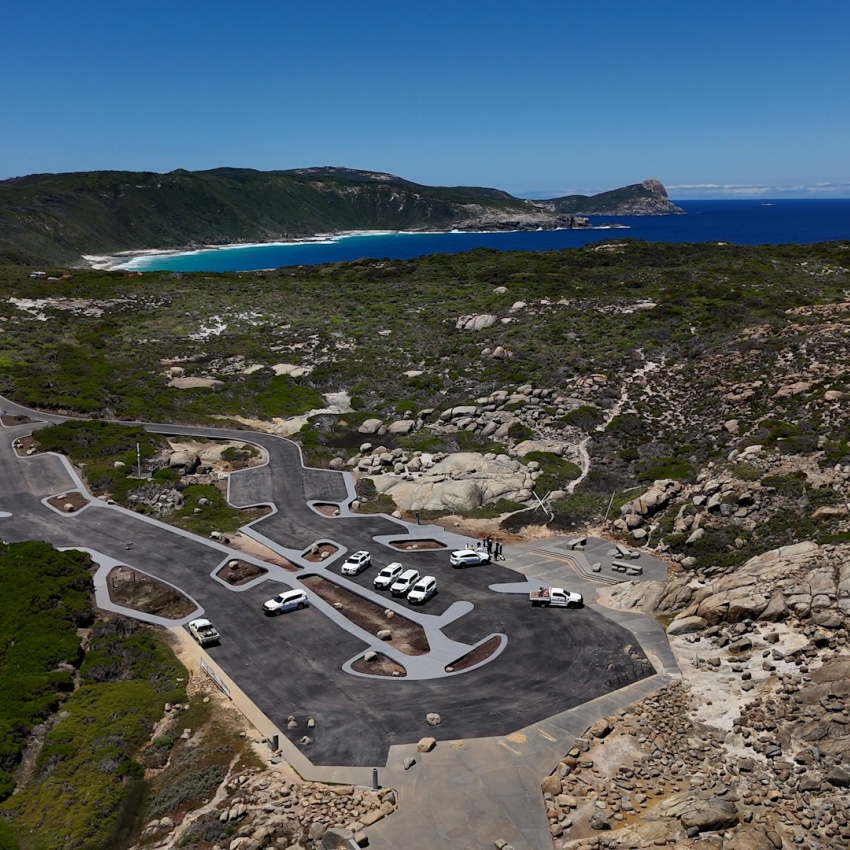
[170,627,380,787]
[502,537,681,682]
[3,397,685,822]
[80,548,204,627]
[293,569,481,680]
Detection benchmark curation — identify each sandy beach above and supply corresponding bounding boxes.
[81,230,402,270]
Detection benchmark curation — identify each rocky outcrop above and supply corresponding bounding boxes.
[545,179,683,216]
[455,314,498,332]
[658,541,849,629]
[139,766,396,850]
[542,667,850,848]
[368,452,533,512]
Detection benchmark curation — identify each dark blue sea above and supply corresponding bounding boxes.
[124,199,850,272]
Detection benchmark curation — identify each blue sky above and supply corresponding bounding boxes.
[2,1,848,198]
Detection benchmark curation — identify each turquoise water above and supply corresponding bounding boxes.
[124,199,850,272]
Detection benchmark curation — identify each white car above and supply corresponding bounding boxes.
[450,549,490,568]
[341,550,372,575]
[407,576,437,605]
[390,568,420,597]
[373,562,404,589]
[263,589,309,615]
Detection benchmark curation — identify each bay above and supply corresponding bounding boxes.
[124,199,850,272]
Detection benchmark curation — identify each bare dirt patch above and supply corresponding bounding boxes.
[227,532,299,571]
[217,559,268,586]
[351,652,407,677]
[314,502,341,516]
[107,566,197,619]
[446,635,502,672]
[47,491,90,512]
[301,574,430,656]
[13,435,38,456]
[1,414,33,426]
[390,538,446,550]
[430,514,554,545]
[302,543,339,563]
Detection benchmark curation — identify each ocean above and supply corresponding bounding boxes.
[123,199,850,273]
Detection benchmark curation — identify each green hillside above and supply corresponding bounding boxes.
[0,167,680,265]
[0,167,529,264]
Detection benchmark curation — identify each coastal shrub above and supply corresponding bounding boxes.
[35,420,161,462]
[171,484,266,536]
[256,377,323,418]
[548,491,610,528]
[0,621,187,850]
[562,405,604,431]
[635,457,695,483]
[0,820,18,850]
[507,422,533,441]
[0,543,93,797]
[466,498,526,519]
[146,764,227,820]
[524,451,581,493]
[353,493,397,515]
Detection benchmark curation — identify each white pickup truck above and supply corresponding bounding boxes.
[188,618,221,646]
[529,586,583,608]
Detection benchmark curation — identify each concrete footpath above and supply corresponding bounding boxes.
[174,535,680,850]
[360,538,679,850]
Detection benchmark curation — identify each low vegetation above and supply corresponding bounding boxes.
[0,540,198,850]
[0,542,93,803]
[32,421,268,537]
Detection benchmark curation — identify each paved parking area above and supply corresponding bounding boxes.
[0,402,658,770]
[201,546,653,765]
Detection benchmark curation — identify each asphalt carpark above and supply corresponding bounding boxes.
[202,546,654,766]
[0,409,658,770]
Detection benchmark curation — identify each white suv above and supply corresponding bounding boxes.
[390,568,420,597]
[341,550,371,575]
[263,589,309,615]
[373,562,404,589]
[407,576,437,605]
[450,549,490,568]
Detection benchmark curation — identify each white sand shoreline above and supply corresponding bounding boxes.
[81,224,629,271]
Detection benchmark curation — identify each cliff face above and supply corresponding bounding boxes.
[545,178,684,216]
[0,167,681,264]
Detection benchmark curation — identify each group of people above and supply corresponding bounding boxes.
[479,535,504,561]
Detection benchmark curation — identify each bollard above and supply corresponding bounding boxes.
[372,767,379,790]
[268,734,279,752]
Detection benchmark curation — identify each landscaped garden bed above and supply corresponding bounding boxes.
[216,559,268,585]
[46,491,89,512]
[445,635,502,672]
[302,543,339,562]
[107,566,197,619]
[389,538,446,551]
[351,652,407,677]
[301,574,430,655]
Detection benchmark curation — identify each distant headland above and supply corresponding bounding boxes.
[0,166,682,265]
